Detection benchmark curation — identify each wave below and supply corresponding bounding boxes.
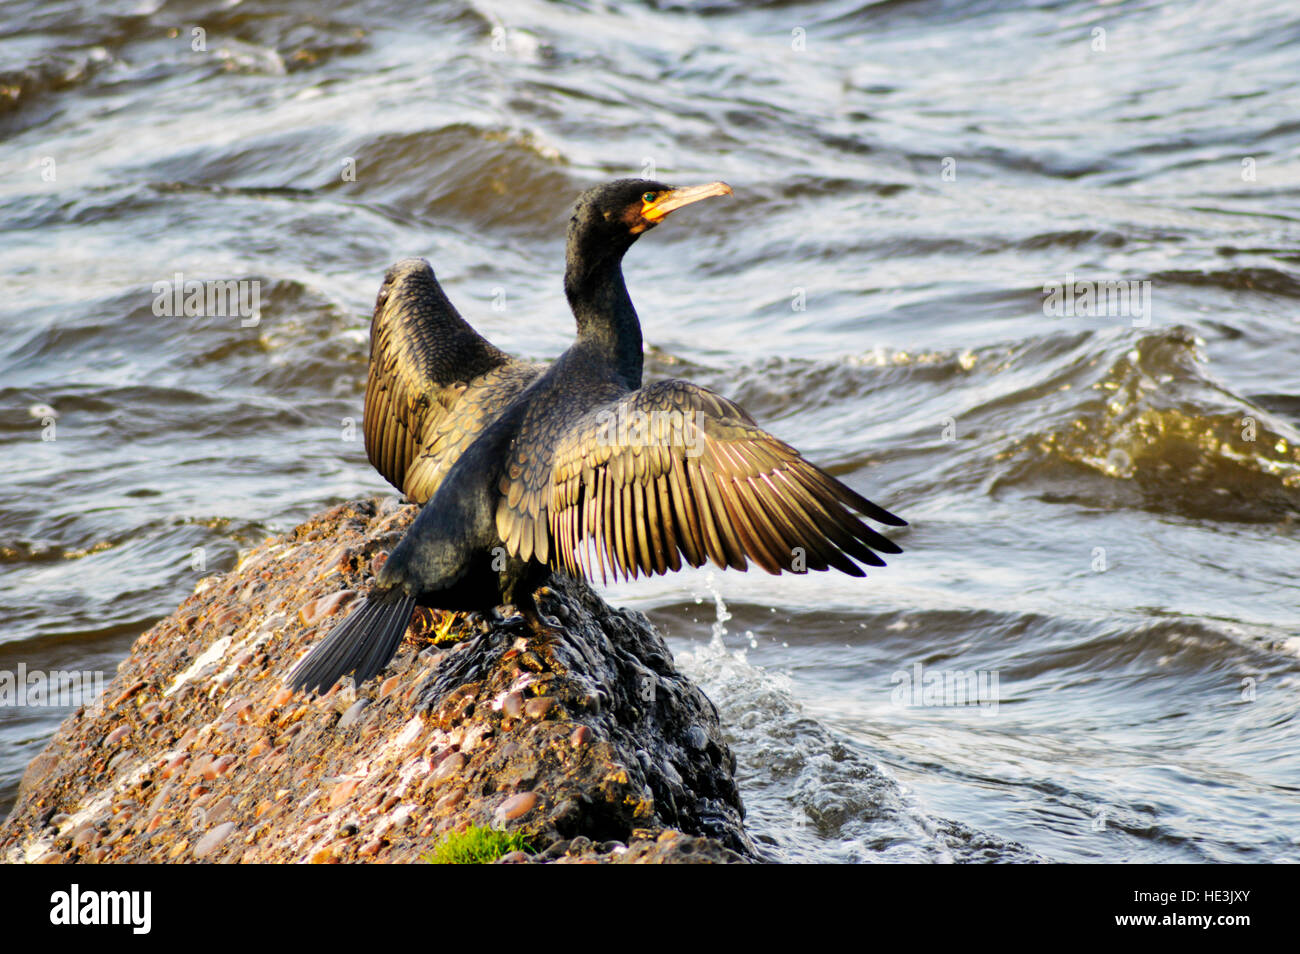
[989,326,1300,522]
[1151,267,1300,299]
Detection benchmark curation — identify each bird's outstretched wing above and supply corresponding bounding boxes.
[363,258,537,503]
[496,379,905,582]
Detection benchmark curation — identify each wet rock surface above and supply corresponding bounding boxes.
[0,498,754,864]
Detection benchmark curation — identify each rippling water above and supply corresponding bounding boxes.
[3,0,1298,862]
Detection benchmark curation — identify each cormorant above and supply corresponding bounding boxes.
[289,178,905,693]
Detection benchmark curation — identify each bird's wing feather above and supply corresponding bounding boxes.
[497,379,905,582]
[363,258,515,497]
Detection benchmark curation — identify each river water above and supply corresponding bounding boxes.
[2,0,1298,862]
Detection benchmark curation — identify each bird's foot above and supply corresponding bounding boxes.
[535,584,570,628]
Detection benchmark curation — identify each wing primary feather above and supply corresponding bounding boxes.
[713,472,785,574]
[760,472,845,573]
[667,453,704,568]
[785,467,894,563]
[655,476,682,572]
[630,480,651,576]
[610,478,626,580]
[621,482,639,579]
[685,457,731,569]
[596,471,611,585]
[694,452,748,570]
[566,501,580,577]
[791,467,904,555]
[642,477,668,575]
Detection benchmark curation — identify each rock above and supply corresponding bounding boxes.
[0,497,753,864]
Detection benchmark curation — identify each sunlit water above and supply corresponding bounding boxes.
[2,0,1298,861]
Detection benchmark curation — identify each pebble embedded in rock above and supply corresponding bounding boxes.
[329,779,360,808]
[502,691,524,719]
[224,698,253,722]
[337,699,369,729]
[110,680,146,709]
[434,788,464,814]
[431,752,465,783]
[523,697,553,720]
[206,795,234,825]
[161,752,187,778]
[149,782,175,813]
[298,589,357,627]
[495,791,538,822]
[193,822,236,860]
[189,753,213,781]
[211,607,240,630]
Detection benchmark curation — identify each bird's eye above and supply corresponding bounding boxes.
[642,192,657,203]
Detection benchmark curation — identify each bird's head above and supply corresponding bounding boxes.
[375,257,436,314]
[567,178,733,266]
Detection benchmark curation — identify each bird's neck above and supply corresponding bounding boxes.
[565,254,643,389]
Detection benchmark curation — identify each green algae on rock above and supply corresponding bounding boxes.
[423,824,532,864]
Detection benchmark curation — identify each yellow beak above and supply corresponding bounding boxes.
[642,181,734,221]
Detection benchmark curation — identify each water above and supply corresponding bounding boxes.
[3,0,1299,862]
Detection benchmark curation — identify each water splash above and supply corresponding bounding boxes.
[697,571,733,652]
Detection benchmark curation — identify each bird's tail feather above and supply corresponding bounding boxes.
[288,589,418,694]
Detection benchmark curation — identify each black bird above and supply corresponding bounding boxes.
[289,179,906,693]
